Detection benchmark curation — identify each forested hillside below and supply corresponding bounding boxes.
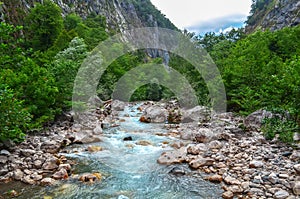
[0,0,299,143]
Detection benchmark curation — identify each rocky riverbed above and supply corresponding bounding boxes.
[0,100,299,199]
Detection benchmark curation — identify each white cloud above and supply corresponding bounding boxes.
[150,0,252,33]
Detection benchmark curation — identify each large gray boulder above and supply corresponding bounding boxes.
[140,105,168,123]
[182,106,211,123]
[244,109,273,130]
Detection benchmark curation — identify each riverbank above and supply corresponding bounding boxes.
[0,100,299,199]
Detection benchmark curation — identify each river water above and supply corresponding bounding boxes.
[1,103,222,199]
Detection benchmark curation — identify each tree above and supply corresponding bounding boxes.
[25,0,63,51]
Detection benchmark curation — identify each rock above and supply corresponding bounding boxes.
[139,116,151,123]
[274,190,290,199]
[140,105,168,123]
[21,149,36,157]
[112,100,126,111]
[73,131,102,144]
[58,164,71,171]
[290,151,300,161]
[42,158,59,170]
[87,145,103,152]
[293,181,300,195]
[157,149,186,165]
[207,174,223,183]
[208,140,223,149]
[182,106,210,123]
[168,166,186,176]
[189,158,214,169]
[13,169,24,180]
[136,140,152,146]
[244,109,273,130]
[227,185,243,193]
[53,168,68,180]
[224,176,241,185]
[33,160,43,169]
[294,164,300,174]
[195,128,214,143]
[93,124,103,135]
[123,136,133,141]
[79,173,101,183]
[222,191,234,199]
[22,175,36,185]
[30,173,43,181]
[41,140,61,154]
[0,149,10,156]
[249,160,264,168]
[41,177,57,186]
[171,141,184,149]
[269,173,279,184]
[0,155,8,164]
[187,143,207,155]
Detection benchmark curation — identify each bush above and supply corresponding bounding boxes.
[0,85,31,142]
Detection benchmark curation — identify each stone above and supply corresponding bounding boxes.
[0,149,10,156]
[13,169,24,180]
[182,106,210,123]
[189,158,214,169]
[0,155,8,164]
[58,164,71,171]
[222,191,234,199]
[290,151,300,161]
[73,131,102,144]
[293,181,300,195]
[244,109,272,130]
[40,177,57,186]
[249,160,264,168]
[207,174,223,183]
[227,185,243,193]
[195,128,214,143]
[53,168,68,180]
[168,166,186,176]
[208,140,223,149]
[224,176,241,185]
[87,145,103,152]
[140,105,168,123]
[171,141,184,149]
[274,190,290,199]
[21,149,36,157]
[79,173,101,183]
[139,116,151,123]
[33,160,43,169]
[22,175,36,185]
[42,158,59,170]
[136,140,152,146]
[269,173,279,184]
[30,173,43,181]
[93,124,103,135]
[187,143,207,155]
[112,100,126,111]
[293,164,300,174]
[157,149,186,165]
[123,136,133,141]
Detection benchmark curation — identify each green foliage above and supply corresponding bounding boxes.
[48,37,88,109]
[24,0,63,51]
[262,108,298,143]
[0,85,31,142]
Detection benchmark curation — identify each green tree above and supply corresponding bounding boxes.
[25,0,63,51]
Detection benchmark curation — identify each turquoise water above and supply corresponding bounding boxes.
[1,104,222,199]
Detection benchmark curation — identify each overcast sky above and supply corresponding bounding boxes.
[150,0,252,34]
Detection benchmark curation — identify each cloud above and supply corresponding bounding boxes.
[186,14,247,35]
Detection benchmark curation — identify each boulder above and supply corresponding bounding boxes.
[13,169,24,180]
[224,176,241,185]
[222,191,234,199]
[73,131,102,144]
[293,181,300,195]
[157,149,186,165]
[136,140,152,146]
[274,190,290,199]
[195,128,215,143]
[79,173,102,183]
[42,158,59,170]
[244,109,273,130]
[182,106,211,123]
[140,105,168,123]
[189,158,214,169]
[208,140,223,149]
[112,100,126,111]
[187,143,207,155]
[40,177,57,186]
[207,174,223,183]
[53,168,68,180]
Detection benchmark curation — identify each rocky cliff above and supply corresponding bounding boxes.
[1,0,177,32]
[246,0,300,33]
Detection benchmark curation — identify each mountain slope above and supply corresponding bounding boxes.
[246,0,300,33]
[1,0,177,32]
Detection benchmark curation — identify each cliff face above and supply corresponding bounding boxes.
[1,0,177,32]
[246,0,300,33]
